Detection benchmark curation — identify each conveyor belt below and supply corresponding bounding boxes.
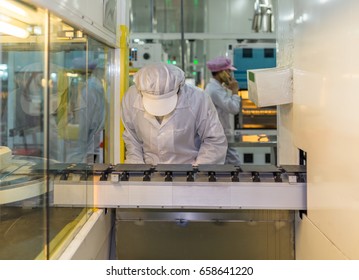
[31,163,305,183]
[46,163,306,210]
[2,161,306,209]
[1,161,306,210]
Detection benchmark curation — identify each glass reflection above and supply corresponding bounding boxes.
[48,47,107,163]
[0,1,112,259]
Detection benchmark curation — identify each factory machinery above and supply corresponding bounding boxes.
[1,160,306,211]
[47,163,306,211]
[1,159,306,259]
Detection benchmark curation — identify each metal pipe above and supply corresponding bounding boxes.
[150,0,154,33]
[180,0,185,71]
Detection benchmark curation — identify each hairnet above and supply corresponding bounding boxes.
[134,63,185,116]
[206,56,237,72]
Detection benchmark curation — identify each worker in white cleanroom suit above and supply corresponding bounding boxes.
[57,58,106,163]
[13,58,106,163]
[204,56,241,165]
[120,62,227,165]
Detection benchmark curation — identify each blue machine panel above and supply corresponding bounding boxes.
[233,47,276,89]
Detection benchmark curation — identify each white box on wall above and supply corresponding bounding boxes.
[247,67,293,107]
[129,43,168,68]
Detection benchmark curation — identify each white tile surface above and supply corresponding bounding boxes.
[278,0,359,259]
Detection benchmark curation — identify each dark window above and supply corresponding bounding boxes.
[265,153,271,163]
[264,48,274,58]
[243,153,254,163]
[243,48,253,58]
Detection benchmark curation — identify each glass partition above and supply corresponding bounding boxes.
[0,1,113,259]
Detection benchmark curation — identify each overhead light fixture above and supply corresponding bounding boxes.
[0,21,29,38]
[0,0,40,25]
[0,0,27,17]
[0,1,39,38]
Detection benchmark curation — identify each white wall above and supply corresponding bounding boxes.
[278,0,359,259]
[206,0,254,34]
[276,0,298,165]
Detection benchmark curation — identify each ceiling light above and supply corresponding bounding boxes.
[0,0,27,17]
[0,0,40,25]
[0,21,29,38]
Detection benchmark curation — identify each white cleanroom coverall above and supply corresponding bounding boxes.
[121,63,227,165]
[205,78,241,165]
